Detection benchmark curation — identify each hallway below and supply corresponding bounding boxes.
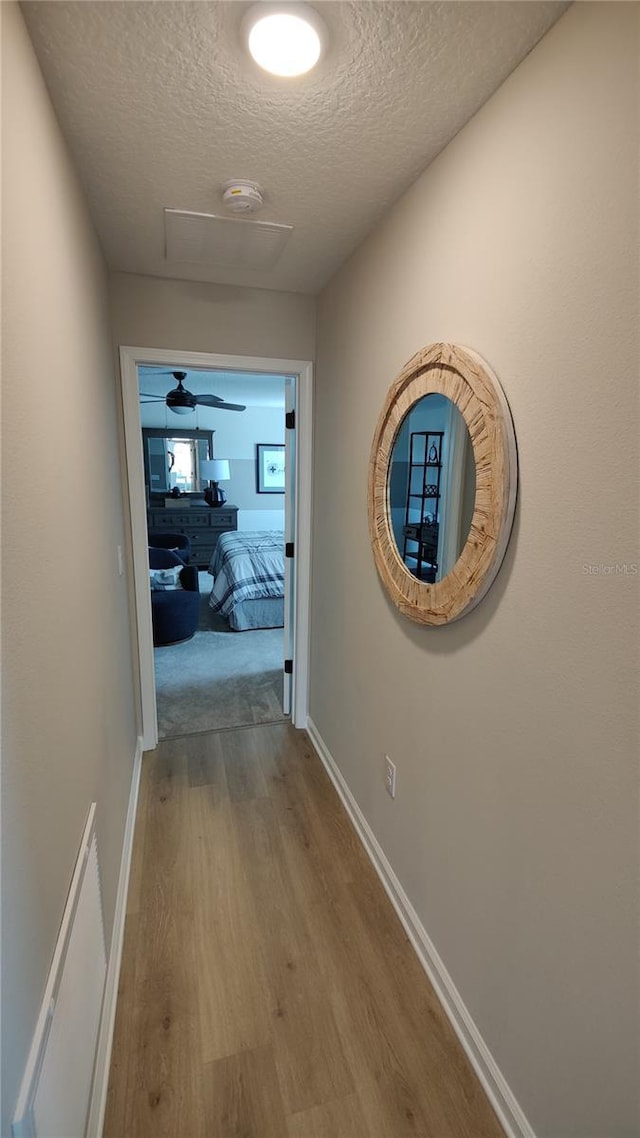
[104,723,503,1137]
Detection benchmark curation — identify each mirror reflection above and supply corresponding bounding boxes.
[142,428,214,497]
[388,394,476,583]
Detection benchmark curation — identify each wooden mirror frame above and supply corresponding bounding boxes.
[368,343,518,625]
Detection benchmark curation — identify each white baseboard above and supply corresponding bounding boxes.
[86,735,144,1138]
[305,717,536,1138]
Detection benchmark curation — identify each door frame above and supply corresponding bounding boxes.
[119,344,313,750]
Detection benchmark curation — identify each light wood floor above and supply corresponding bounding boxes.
[104,722,504,1138]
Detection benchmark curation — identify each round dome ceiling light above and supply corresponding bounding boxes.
[243,4,325,78]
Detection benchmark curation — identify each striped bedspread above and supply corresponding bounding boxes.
[208,530,285,618]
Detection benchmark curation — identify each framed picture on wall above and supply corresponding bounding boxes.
[256,443,285,494]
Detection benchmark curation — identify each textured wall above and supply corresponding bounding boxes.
[312,5,639,1136]
[1,5,137,1130]
[109,272,316,362]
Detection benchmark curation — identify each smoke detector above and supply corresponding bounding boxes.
[222,180,264,213]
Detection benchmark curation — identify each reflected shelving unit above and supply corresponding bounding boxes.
[402,430,443,583]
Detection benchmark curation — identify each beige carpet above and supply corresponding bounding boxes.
[154,574,286,739]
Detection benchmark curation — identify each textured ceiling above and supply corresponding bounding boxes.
[22,0,568,295]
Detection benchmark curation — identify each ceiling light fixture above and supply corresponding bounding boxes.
[243,4,325,77]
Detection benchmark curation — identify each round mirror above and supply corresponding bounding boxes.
[388,394,476,584]
[369,343,517,625]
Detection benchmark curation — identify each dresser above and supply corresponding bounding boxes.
[147,504,238,568]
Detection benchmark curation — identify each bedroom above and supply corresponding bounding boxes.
[140,364,289,738]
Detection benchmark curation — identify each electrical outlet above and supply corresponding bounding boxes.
[384,755,396,799]
[117,545,125,577]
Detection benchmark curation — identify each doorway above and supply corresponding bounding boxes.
[119,346,312,751]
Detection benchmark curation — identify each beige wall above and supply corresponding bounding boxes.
[1,4,137,1130]
[110,271,316,362]
[313,5,639,1136]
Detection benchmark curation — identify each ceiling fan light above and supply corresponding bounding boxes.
[245,5,324,77]
[168,405,194,415]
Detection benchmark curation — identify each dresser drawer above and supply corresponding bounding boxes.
[210,510,236,530]
[150,511,200,528]
[186,530,215,547]
[178,511,211,527]
[188,541,217,567]
[148,509,210,525]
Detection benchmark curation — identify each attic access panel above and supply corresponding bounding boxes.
[164,208,294,271]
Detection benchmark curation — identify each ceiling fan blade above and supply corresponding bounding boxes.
[195,395,246,411]
[139,395,165,400]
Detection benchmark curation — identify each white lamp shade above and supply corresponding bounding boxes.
[200,459,230,482]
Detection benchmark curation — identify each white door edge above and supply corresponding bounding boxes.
[119,345,313,749]
[282,377,296,716]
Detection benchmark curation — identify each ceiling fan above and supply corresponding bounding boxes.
[140,371,246,415]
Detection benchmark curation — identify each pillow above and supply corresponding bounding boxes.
[149,566,183,591]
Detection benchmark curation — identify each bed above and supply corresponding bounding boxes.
[208,530,285,631]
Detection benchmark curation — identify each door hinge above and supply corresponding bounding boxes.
[285,542,294,558]
[285,410,295,429]
[284,659,293,675]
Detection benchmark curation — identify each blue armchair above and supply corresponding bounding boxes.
[149,548,200,646]
[147,530,191,564]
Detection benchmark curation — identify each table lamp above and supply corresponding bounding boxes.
[200,459,230,507]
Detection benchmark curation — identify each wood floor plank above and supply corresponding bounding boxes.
[259,726,351,910]
[204,1045,288,1138]
[105,739,205,1138]
[103,911,139,1131]
[275,760,502,1136]
[347,871,502,1132]
[186,729,227,796]
[258,725,496,1135]
[303,890,450,1137]
[125,999,203,1138]
[286,730,371,881]
[106,724,505,1138]
[287,1092,370,1138]
[223,727,269,801]
[188,784,274,1062]
[232,795,354,1113]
